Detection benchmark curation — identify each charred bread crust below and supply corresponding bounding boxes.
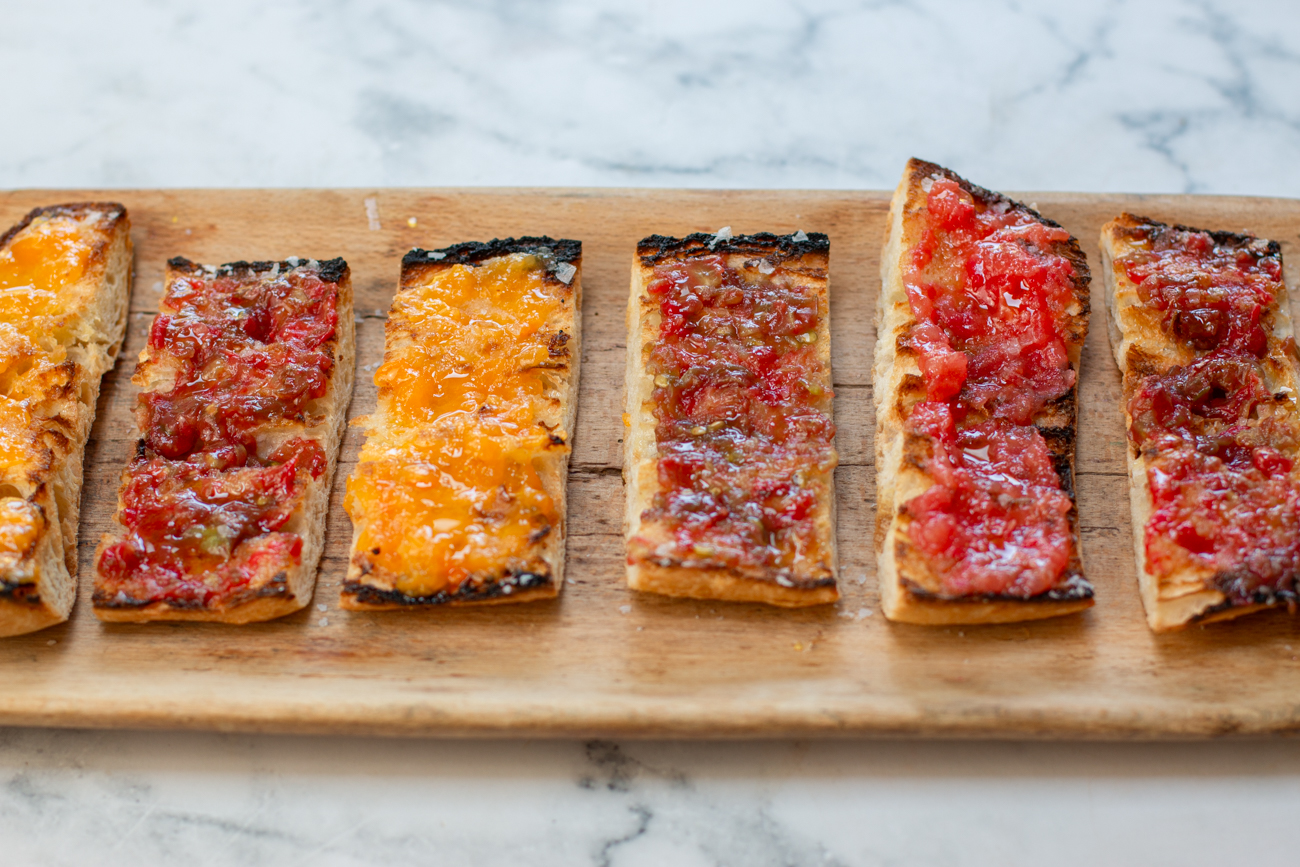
[624,230,839,608]
[876,159,1092,625]
[341,570,554,609]
[93,257,354,624]
[403,237,581,270]
[168,255,350,285]
[341,238,581,609]
[636,232,829,266]
[1102,213,1299,631]
[0,203,131,637]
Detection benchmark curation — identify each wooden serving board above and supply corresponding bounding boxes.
[1,187,1299,739]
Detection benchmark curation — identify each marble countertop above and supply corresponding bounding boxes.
[4,1,1300,864]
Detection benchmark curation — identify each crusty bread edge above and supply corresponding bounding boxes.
[340,241,581,610]
[0,204,132,637]
[94,262,355,624]
[875,159,1093,625]
[623,234,839,608]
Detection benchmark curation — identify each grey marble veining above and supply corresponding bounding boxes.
[1,1,1298,195]
[4,1,1300,864]
[5,729,1300,866]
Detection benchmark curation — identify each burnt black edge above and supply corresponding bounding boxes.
[0,581,41,605]
[168,256,350,284]
[404,237,582,270]
[637,231,829,267]
[902,571,1095,605]
[1205,573,1300,616]
[343,570,555,607]
[1117,213,1282,258]
[0,202,128,250]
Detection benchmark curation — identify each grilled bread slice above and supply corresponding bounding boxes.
[93,257,354,623]
[342,238,581,608]
[1102,213,1300,631]
[625,231,838,607]
[0,203,131,637]
[876,159,1092,624]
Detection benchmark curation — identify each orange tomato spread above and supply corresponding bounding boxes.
[0,207,113,588]
[346,244,576,600]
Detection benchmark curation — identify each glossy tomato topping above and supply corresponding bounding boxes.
[142,270,338,460]
[633,255,835,578]
[1146,445,1300,605]
[902,401,1074,598]
[97,439,323,607]
[1119,224,1281,356]
[99,264,339,607]
[1128,355,1298,468]
[903,177,1079,423]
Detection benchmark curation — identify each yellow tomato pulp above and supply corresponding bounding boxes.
[0,215,94,581]
[346,254,567,596]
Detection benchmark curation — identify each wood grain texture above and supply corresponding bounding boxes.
[0,187,1298,738]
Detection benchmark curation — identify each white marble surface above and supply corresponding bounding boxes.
[4,0,1300,864]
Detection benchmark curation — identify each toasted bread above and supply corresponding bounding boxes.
[1102,213,1300,631]
[875,160,1093,625]
[342,238,581,608]
[93,257,354,623]
[624,231,838,607]
[0,203,131,637]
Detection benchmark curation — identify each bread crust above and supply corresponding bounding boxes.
[624,232,838,607]
[341,238,581,609]
[0,203,131,637]
[1101,213,1299,631]
[93,257,354,624]
[875,159,1092,625]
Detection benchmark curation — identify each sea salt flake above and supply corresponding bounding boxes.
[791,229,809,242]
[317,604,327,612]
[708,226,733,249]
[618,605,632,614]
[427,250,446,260]
[553,262,577,284]
[318,618,329,627]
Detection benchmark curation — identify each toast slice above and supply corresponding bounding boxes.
[1102,213,1300,631]
[93,256,354,623]
[342,238,581,608]
[875,159,1093,625]
[625,231,838,607]
[0,203,132,637]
